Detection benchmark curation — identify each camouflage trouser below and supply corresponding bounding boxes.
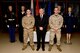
[23,29,34,46]
[49,29,61,45]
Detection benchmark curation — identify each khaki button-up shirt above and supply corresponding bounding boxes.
[22,15,35,29]
[49,14,63,30]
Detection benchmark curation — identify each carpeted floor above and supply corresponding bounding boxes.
[0,31,80,53]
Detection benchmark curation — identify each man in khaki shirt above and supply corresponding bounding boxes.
[22,9,35,50]
[48,7,63,52]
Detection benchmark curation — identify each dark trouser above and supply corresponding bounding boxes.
[8,26,15,42]
[19,26,23,42]
[36,30,46,49]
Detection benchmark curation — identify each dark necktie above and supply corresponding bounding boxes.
[40,15,43,20]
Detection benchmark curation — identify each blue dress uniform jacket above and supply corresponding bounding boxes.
[65,13,75,33]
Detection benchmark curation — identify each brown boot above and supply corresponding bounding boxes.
[56,45,62,52]
[30,45,35,51]
[48,45,53,51]
[22,45,27,50]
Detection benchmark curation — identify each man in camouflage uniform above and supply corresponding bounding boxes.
[48,7,63,52]
[22,9,35,50]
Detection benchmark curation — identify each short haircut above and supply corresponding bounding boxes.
[54,7,59,10]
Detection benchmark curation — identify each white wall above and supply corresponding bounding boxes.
[28,31,50,42]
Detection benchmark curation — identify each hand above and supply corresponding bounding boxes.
[33,27,36,31]
[62,25,64,28]
[65,25,67,28]
[54,28,58,32]
[16,24,19,27]
[54,29,57,33]
[5,20,7,23]
[7,25,9,28]
[39,27,43,31]
[73,25,75,28]
[5,14,7,18]
[27,27,29,29]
